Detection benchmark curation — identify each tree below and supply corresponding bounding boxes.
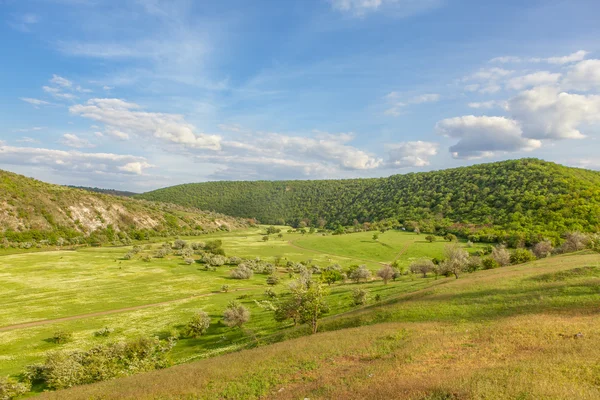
[230,265,254,279]
[376,265,394,284]
[444,233,457,242]
[491,245,511,266]
[349,265,371,283]
[266,226,281,235]
[372,233,379,241]
[274,280,329,334]
[185,311,210,338]
[221,284,229,292]
[533,240,553,258]
[321,269,343,285]
[266,275,280,285]
[425,235,436,243]
[222,301,250,328]
[561,232,590,253]
[351,288,368,305]
[262,235,269,242]
[410,259,435,278]
[510,248,536,264]
[441,244,469,279]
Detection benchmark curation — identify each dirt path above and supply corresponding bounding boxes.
[391,239,417,262]
[0,287,257,333]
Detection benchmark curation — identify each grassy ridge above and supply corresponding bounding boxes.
[0,169,249,243]
[138,158,600,240]
[39,252,600,399]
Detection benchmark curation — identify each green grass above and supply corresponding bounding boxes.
[38,252,600,400]
[0,227,444,379]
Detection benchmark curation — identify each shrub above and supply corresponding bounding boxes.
[184,258,194,265]
[560,232,590,253]
[349,265,371,283]
[262,236,269,242]
[410,259,435,278]
[351,288,368,305]
[123,252,134,260]
[141,254,151,262]
[221,284,229,293]
[172,239,187,250]
[0,376,29,400]
[191,242,205,250]
[481,257,499,270]
[230,265,254,279]
[376,265,395,284]
[94,327,114,337]
[266,275,280,285]
[185,311,211,338]
[425,235,436,243]
[533,240,554,258]
[321,269,343,285]
[228,256,242,265]
[155,249,167,259]
[491,245,511,266]
[265,288,277,298]
[222,301,250,328]
[51,330,73,344]
[510,248,536,264]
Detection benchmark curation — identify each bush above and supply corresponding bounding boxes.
[185,311,211,338]
[266,275,280,285]
[51,330,73,344]
[491,245,511,266]
[425,235,436,243]
[348,265,371,283]
[510,248,536,264]
[222,301,250,328]
[228,256,242,265]
[184,258,194,265]
[221,284,229,292]
[94,327,114,337]
[123,252,134,260]
[172,239,187,250]
[0,376,29,400]
[533,240,554,258]
[230,265,254,279]
[265,288,277,298]
[376,265,395,284]
[410,259,435,277]
[481,257,499,270]
[26,337,174,390]
[560,232,590,253]
[351,288,368,305]
[155,249,167,259]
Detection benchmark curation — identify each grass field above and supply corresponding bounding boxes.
[0,227,461,381]
[38,252,600,400]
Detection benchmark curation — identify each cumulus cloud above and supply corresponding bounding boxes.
[60,133,96,148]
[386,141,438,167]
[463,68,513,93]
[562,59,600,91]
[0,145,153,176]
[436,115,541,159]
[70,98,222,150]
[506,71,561,90]
[507,86,600,140]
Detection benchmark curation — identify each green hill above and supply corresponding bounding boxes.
[0,169,249,245]
[138,159,600,243]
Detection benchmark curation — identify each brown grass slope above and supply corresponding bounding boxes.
[0,169,248,236]
[42,253,600,400]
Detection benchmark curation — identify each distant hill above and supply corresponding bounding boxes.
[68,186,138,198]
[0,169,249,244]
[137,159,600,243]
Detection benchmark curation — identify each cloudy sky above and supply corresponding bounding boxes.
[1,0,600,191]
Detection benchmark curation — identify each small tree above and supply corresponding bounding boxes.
[349,265,371,283]
[230,265,254,279]
[51,330,73,344]
[274,280,329,334]
[491,245,511,266]
[222,301,250,328]
[351,288,368,306]
[262,236,269,242]
[425,235,436,243]
[441,244,470,279]
[321,269,342,285]
[376,265,394,285]
[444,233,457,242]
[510,248,536,264]
[185,311,211,338]
[532,240,553,258]
[221,284,229,292]
[482,257,499,270]
[266,275,280,285]
[372,233,379,241]
[410,259,435,278]
[561,232,589,253]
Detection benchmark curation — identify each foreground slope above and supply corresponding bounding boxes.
[0,169,248,242]
[43,252,600,400]
[138,158,600,240]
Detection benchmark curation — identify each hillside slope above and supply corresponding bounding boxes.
[41,253,600,400]
[0,169,249,244]
[138,159,600,241]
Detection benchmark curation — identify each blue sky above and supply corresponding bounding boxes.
[1,0,600,191]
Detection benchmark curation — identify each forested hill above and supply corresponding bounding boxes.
[0,169,249,244]
[68,186,138,197]
[138,159,600,241]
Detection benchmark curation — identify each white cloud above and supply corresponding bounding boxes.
[0,145,153,176]
[103,86,113,91]
[13,127,46,133]
[467,100,506,110]
[463,68,513,93]
[328,0,442,17]
[42,86,61,94]
[50,74,73,88]
[490,50,588,65]
[20,97,51,107]
[69,98,222,150]
[562,59,600,91]
[436,115,541,159]
[16,137,41,144]
[386,141,438,167]
[60,133,96,148]
[506,71,561,90]
[508,86,600,140]
[385,92,440,116]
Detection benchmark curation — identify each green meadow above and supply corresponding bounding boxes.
[1,227,461,379]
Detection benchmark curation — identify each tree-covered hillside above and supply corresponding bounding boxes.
[138,159,600,243]
[0,169,249,245]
